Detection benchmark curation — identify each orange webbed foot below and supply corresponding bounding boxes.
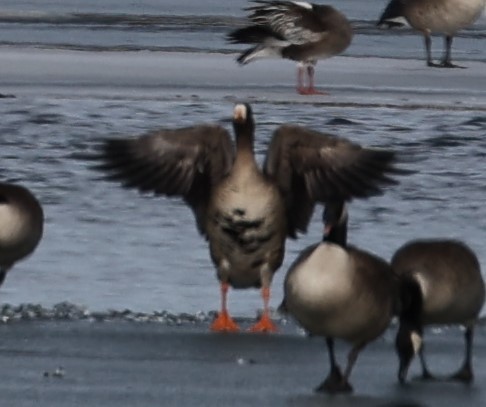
[248,313,278,333]
[210,310,240,333]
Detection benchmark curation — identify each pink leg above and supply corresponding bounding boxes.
[210,282,240,332]
[296,65,307,94]
[304,65,328,95]
[248,286,278,333]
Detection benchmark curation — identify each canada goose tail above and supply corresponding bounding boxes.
[277,298,288,314]
[0,270,6,286]
[377,0,407,28]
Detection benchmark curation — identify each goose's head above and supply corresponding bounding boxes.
[233,103,255,136]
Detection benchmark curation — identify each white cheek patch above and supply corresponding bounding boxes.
[410,331,422,355]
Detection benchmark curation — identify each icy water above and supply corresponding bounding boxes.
[0,0,485,316]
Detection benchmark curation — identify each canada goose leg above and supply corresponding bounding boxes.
[340,342,367,392]
[424,33,440,67]
[418,344,436,380]
[439,35,465,69]
[450,327,474,383]
[316,337,352,393]
[210,282,240,332]
[248,286,278,333]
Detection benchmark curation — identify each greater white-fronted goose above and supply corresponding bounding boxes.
[377,0,486,67]
[0,182,44,285]
[392,239,485,383]
[227,1,353,95]
[281,201,396,393]
[96,103,404,333]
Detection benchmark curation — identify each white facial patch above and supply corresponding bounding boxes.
[410,331,422,355]
[233,104,247,121]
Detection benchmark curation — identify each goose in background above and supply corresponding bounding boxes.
[96,103,405,334]
[281,201,396,393]
[0,182,44,286]
[392,239,485,383]
[227,1,353,95]
[377,0,486,68]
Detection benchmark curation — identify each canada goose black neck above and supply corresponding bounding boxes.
[322,201,348,248]
[232,103,255,153]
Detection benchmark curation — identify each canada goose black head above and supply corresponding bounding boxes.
[395,276,424,383]
[322,201,348,247]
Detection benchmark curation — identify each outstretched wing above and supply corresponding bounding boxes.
[264,124,405,237]
[95,124,234,236]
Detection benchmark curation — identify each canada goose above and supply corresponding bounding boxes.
[96,103,404,333]
[281,201,396,393]
[0,182,44,285]
[392,239,485,383]
[377,0,486,67]
[227,1,353,95]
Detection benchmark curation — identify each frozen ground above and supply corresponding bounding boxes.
[0,49,485,109]
[0,318,485,407]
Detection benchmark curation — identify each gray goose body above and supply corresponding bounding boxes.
[96,103,404,332]
[0,182,44,285]
[392,239,485,383]
[228,1,353,94]
[378,0,486,67]
[283,202,395,393]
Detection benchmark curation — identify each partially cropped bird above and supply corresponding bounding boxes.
[281,201,396,393]
[95,103,405,333]
[0,182,44,286]
[377,0,486,68]
[392,239,485,383]
[227,1,353,95]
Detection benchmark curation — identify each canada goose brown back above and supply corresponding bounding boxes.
[0,182,44,285]
[377,0,486,67]
[392,239,485,383]
[97,103,406,334]
[283,201,395,393]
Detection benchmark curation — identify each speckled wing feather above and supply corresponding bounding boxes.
[246,1,327,44]
[96,124,234,236]
[264,124,403,237]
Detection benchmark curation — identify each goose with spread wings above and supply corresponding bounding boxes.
[96,103,404,333]
[227,1,353,95]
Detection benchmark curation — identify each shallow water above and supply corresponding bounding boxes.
[0,0,485,316]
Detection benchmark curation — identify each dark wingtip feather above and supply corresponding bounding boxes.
[227,25,282,45]
[236,47,256,65]
[377,0,406,27]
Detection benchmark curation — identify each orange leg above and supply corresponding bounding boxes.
[210,282,240,333]
[248,286,278,333]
